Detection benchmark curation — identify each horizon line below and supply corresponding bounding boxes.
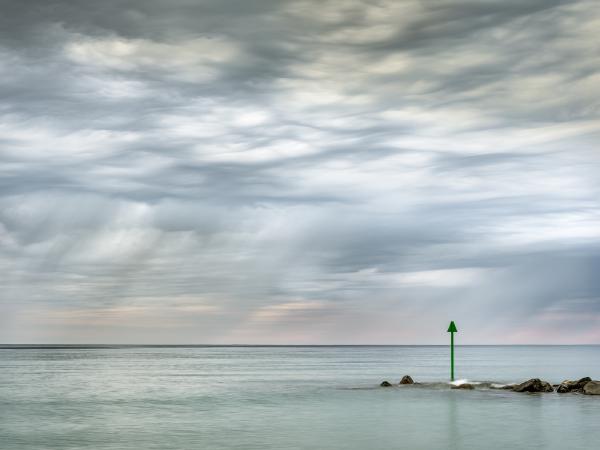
[2,343,600,349]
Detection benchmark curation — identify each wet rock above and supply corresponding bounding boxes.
[451,383,474,390]
[583,381,600,395]
[380,381,393,387]
[399,375,414,385]
[557,377,592,394]
[513,378,554,393]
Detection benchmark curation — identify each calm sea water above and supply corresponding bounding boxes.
[1,345,599,449]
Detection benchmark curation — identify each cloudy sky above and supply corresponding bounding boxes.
[1,0,599,344]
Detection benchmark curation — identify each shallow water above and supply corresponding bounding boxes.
[1,345,599,449]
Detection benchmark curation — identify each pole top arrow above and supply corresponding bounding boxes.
[447,321,457,333]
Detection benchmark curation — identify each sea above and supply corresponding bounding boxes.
[1,345,599,449]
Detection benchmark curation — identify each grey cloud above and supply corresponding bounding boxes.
[0,0,599,343]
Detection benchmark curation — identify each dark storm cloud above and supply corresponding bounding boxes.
[0,0,599,343]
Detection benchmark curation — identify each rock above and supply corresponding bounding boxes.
[399,375,414,385]
[451,383,474,390]
[557,377,592,393]
[380,380,393,387]
[583,381,600,395]
[557,383,570,393]
[513,378,554,393]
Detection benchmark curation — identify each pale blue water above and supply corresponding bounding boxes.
[1,345,599,449]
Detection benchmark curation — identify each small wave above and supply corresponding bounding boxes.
[367,380,508,390]
[341,379,524,391]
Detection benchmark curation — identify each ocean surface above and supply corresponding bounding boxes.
[1,345,599,449]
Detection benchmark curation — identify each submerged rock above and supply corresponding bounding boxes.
[399,375,414,385]
[583,381,600,395]
[557,377,591,394]
[513,378,554,393]
[451,383,474,390]
[380,380,393,387]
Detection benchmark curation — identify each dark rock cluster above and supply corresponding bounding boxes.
[378,376,600,395]
[556,377,591,393]
[380,375,415,387]
[492,377,599,395]
[512,378,554,393]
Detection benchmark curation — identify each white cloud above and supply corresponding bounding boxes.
[65,36,240,83]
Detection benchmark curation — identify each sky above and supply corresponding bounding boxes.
[1,0,599,344]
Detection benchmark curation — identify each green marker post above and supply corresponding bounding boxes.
[447,321,457,381]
